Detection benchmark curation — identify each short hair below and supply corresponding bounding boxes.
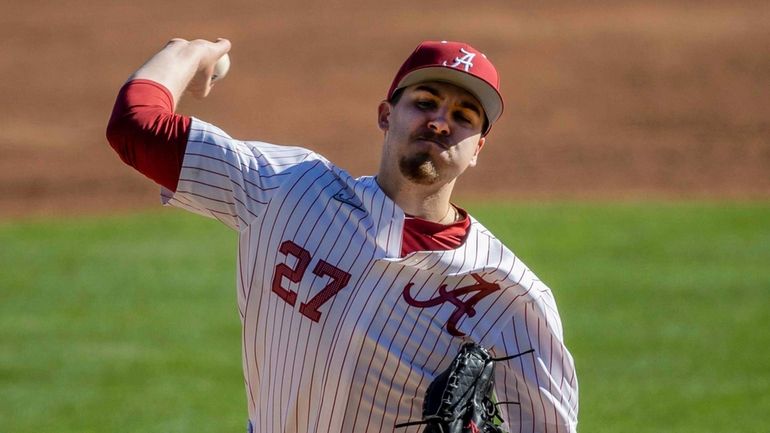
[388,87,405,105]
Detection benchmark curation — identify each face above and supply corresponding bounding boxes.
[378,82,486,187]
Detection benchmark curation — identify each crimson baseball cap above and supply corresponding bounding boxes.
[387,40,504,135]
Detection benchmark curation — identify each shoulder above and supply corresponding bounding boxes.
[464,215,554,298]
[186,117,334,174]
[465,214,509,245]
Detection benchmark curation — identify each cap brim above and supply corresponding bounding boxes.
[395,66,503,133]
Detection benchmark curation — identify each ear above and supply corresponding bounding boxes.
[468,136,486,168]
[377,101,391,132]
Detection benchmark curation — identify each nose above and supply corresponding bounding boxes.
[427,112,450,136]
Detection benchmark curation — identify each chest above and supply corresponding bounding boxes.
[237,172,509,372]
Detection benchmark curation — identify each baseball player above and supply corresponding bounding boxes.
[106,38,578,432]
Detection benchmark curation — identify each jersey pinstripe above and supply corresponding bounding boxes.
[162,118,578,433]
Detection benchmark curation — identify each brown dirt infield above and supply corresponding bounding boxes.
[1,0,768,219]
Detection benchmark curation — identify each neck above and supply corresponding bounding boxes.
[376,172,457,223]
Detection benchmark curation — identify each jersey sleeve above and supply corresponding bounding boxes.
[162,118,322,231]
[494,283,579,433]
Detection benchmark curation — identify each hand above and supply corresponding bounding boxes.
[179,38,232,99]
[130,37,232,108]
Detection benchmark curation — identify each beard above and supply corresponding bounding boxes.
[399,151,440,185]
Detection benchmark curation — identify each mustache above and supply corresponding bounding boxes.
[412,129,450,149]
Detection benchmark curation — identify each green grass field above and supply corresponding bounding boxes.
[1,203,768,433]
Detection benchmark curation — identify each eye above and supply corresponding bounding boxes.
[453,111,473,125]
[415,99,436,110]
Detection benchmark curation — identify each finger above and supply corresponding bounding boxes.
[166,37,188,47]
[213,38,232,57]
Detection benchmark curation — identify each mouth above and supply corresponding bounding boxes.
[415,136,449,150]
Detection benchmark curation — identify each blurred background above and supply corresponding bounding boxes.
[1,0,768,217]
[1,1,769,432]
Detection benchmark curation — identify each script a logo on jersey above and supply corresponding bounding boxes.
[443,48,476,72]
[402,273,500,337]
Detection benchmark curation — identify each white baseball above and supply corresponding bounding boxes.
[212,53,231,82]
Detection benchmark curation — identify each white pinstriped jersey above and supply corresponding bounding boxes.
[162,118,578,433]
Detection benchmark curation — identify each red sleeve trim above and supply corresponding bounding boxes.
[105,79,191,191]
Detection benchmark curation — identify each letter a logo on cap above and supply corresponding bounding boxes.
[443,48,476,72]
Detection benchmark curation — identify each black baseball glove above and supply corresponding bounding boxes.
[395,342,534,433]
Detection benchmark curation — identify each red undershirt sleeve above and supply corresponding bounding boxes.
[105,79,191,192]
